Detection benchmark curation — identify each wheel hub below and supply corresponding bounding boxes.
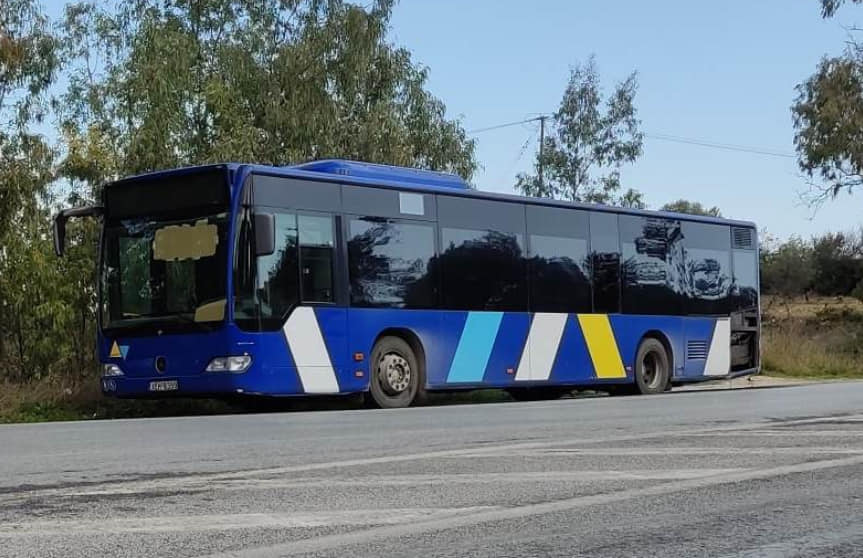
[379,353,411,395]
[642,352,660,389]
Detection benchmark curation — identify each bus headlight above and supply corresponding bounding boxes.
[205,355,252,373]
[102,363,124,377]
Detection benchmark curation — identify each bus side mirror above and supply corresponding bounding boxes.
[52,205,104,257]
[254,212,275,256]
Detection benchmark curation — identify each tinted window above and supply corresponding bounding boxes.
[590,212,620,313]
[298,214,334,303]
[252,175,341,212]
[105,168,229,220]
[731,249,759,311]
[440,228,527,311]
[529,235,591,313]
[348,218,436,308]
[682,222,732,315]
[620,216,685,315]
[437,196,525,232]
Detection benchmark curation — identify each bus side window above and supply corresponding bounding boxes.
[590,212,621,314]
[681,222,732,315]
[298,214,335,303]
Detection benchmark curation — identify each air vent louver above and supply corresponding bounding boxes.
[687,340,708,360]
[732,227,754,250]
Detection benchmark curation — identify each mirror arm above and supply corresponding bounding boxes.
[53,205,104,257]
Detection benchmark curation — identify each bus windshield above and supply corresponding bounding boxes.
[101,212,230,334]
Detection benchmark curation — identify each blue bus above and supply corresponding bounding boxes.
[53,160,760,407]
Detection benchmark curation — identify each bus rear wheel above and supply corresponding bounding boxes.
[635,338,671,395]
[368,336,424,409]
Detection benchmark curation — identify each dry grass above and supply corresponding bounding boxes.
[0,378,234,423]
[761,295,863,319]
[762,296,863,379]
[0,378,101,422]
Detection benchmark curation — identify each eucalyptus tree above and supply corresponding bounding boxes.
[516,57,644,207]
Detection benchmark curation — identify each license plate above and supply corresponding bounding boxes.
[148,380,178,392]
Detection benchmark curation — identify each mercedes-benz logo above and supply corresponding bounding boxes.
[154,356,167,374]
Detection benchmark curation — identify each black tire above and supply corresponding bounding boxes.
[506,387,569,401]
[368,336,425,408]
[634,337,671,395]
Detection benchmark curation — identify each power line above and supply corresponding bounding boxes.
[644,133,796,159]
[468,115,797,160]
[466,116,548,135]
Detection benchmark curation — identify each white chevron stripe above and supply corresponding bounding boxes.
[515,313,568,381]
[282,307,340,393]
[704,317,730,376]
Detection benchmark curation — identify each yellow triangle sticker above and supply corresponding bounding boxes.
[109,341,122,359]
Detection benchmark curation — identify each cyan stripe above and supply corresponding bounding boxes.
[446,312,504,383]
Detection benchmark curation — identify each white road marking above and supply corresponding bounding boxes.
[686,429,863,437]
[197,453,863,558]
[0,507,497,538]
[5,414,863,502]
[157,469,745,492]
[56,469,747,498]
[475,447,863,457]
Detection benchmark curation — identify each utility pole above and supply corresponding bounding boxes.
[538,115,547,190]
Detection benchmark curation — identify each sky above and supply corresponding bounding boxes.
[389,0,861,240]
[37,0,859,239]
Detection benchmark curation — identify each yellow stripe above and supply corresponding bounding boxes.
[577,314,626,379]
[109,341,122,359]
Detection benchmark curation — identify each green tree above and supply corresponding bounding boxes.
[516,56,644,207]
[0,0,481,391]
[59,0,476,184]
[660,199,722,217]
[793,1,863,200]
[810,231,863,295]
[0,0,59,237]
[0,0,82,381]
[760,237,814,298]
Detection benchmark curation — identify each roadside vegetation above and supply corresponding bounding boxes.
[759,230,863,380]
[762,296,863,379]
[2,0,863,422]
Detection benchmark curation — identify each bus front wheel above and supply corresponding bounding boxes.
[634,338,671,395]
[368,336,424,409]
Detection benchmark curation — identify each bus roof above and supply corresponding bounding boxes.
[111,160,758,229]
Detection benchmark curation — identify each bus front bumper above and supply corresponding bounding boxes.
[100,372,304,398]
[101,374,245,398]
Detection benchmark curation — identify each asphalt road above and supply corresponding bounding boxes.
[4,382,863,557]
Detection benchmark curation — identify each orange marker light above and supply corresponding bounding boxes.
[353,352,364,362]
